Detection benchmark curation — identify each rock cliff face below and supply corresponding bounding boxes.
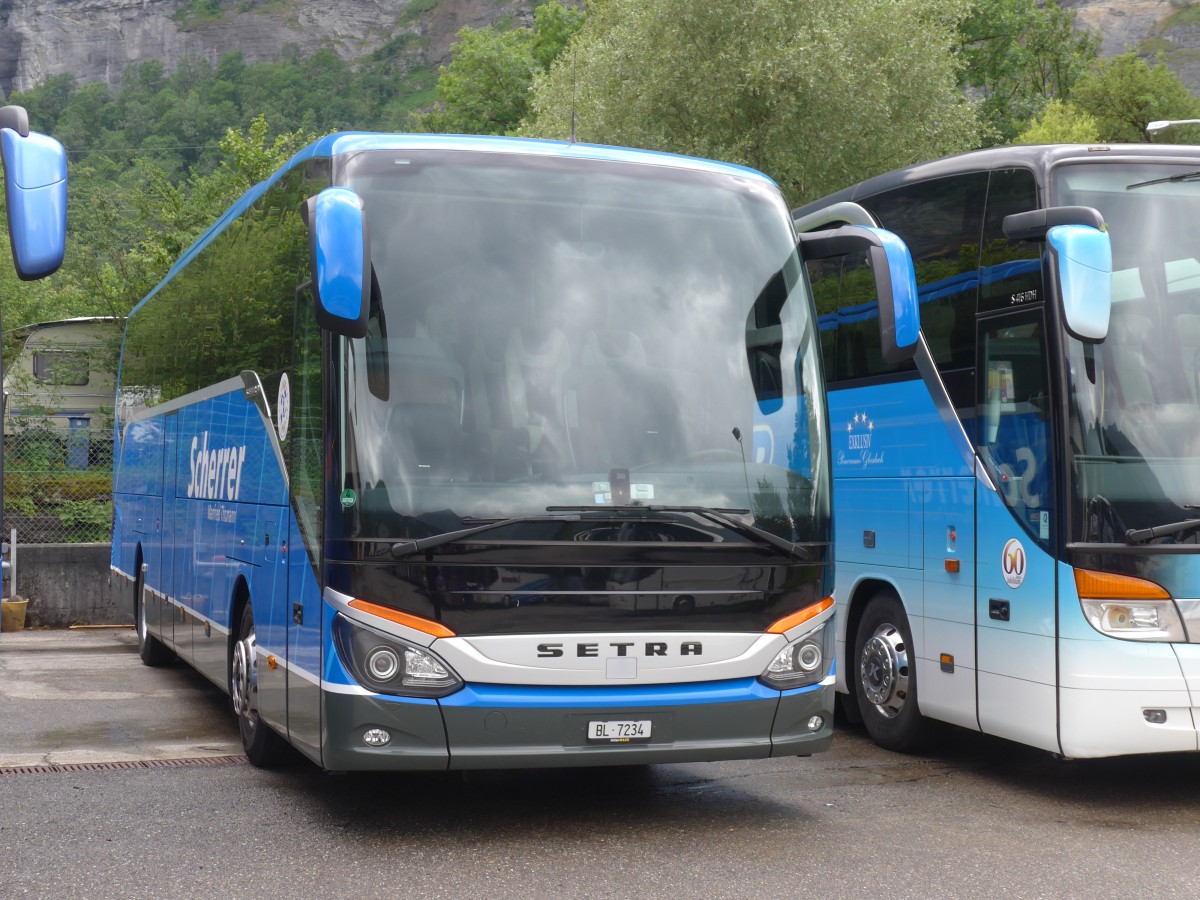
[1060,0,1200,88]
[0,0,538,98]
[3,0,1200,101]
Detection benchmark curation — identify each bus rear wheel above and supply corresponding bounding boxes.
[853,592,929,753]
[135,566,173,667]
[231,604,289,768]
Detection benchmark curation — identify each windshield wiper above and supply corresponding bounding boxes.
[1125,518,1200,544]
[390,514,581,559]
[546,504,811,560]
[1125,170,1200,190]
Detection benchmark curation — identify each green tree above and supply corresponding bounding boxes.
[410,0,584,135]
[1014,98,1100,144]
[522,0,978,205]
[960,0,1099,145]
[1070,52,1200,143]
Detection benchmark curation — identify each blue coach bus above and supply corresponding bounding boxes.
[791,143,1200,760]
[110,132,922,771]
[1,104,67,280]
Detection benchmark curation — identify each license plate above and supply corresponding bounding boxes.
[588,720,652,742]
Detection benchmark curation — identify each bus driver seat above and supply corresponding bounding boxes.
[385,337,466,479]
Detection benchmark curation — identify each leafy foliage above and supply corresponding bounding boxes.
[521,0,978,206]
[959,0,1099,144]
[1070,52,1200,143]
[1014,99,1101,144]
[408,1,584,135]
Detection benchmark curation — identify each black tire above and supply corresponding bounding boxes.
[230,604,289,768]
[135,566,174,667]
[853,591,929,753]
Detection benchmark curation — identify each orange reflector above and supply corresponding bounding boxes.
[767,596,835,634]
[1074,568,1170,601]
[266,655,278,671]
[945,558,960,573]
[348,599,456,637]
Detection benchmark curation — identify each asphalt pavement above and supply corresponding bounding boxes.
[0,627,241,768]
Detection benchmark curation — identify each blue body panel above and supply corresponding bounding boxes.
[111,132,834,771]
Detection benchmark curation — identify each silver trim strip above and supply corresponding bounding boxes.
[1172,598,1200,643]
[793,201,879,231]
[454,589,761,597]
[913,334,996,492]
[120,374,246,431]
[323,585,439,648]
[254,645,323,688]
[117,371,288,491]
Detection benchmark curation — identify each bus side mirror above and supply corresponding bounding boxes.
[798,225,920,364]
[0,106,67,281]
[1003,206,1111,344]
[305,187,370,339]
[1047,223,1111,343]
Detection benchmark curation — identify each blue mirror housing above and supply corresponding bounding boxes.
[862,225,920,361]
[308,187,370,338]
[797,224,920,364]
[1047,223,1111,343]
[1,125,67,281]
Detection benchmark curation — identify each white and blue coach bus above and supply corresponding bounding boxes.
[1,104,67,280]
[111,133,920,771]
[792,143,1200,760]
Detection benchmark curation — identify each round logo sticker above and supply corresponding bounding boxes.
[276,373,291,442]
[1002,538,1026,589]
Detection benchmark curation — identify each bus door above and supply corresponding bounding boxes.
[162,409,189,660]
[283,293,325,761]
[974,309,1060,752]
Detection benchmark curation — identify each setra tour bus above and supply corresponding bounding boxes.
[110,132,922,771]
[790,142,1200,760]
[0,104,67,281]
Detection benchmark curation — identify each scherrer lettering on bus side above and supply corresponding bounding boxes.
[188,431,247,501]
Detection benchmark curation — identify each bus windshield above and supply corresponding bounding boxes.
[337,150,828,546]
[1055,161,1200,543]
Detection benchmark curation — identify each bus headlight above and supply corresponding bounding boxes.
[333,614,463,698]
[759,622,833,690]
[1080,599,1186,642]
[1076,568,1187,643]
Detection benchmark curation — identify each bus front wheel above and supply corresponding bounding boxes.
[231,604,289,768]
[853,592,929,752]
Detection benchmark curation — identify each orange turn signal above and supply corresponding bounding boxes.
[767,596,835,634]
[348,599,456,638]
[1074,568,1170,601]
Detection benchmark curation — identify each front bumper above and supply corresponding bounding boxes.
[321,677,834,771]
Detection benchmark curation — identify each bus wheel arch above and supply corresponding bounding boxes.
[839,578,896,724]
[851,586,930,753]
[228,580,288,768]
[134,545,173,667]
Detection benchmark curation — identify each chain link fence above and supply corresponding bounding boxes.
[2,319,120,545]
[3,418,113,544]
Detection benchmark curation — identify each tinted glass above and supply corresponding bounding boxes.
[978,310,1055,549]
[336,150,830,546]
[813,173,987,382]
[979,168,1043,315]
[119,167,318,419]
[1054,162,1200,544]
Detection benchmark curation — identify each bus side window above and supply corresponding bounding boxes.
[978,169,1043,316]
[810,173,986,387]
[866,172,987,380]
[979,313,1054,547]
